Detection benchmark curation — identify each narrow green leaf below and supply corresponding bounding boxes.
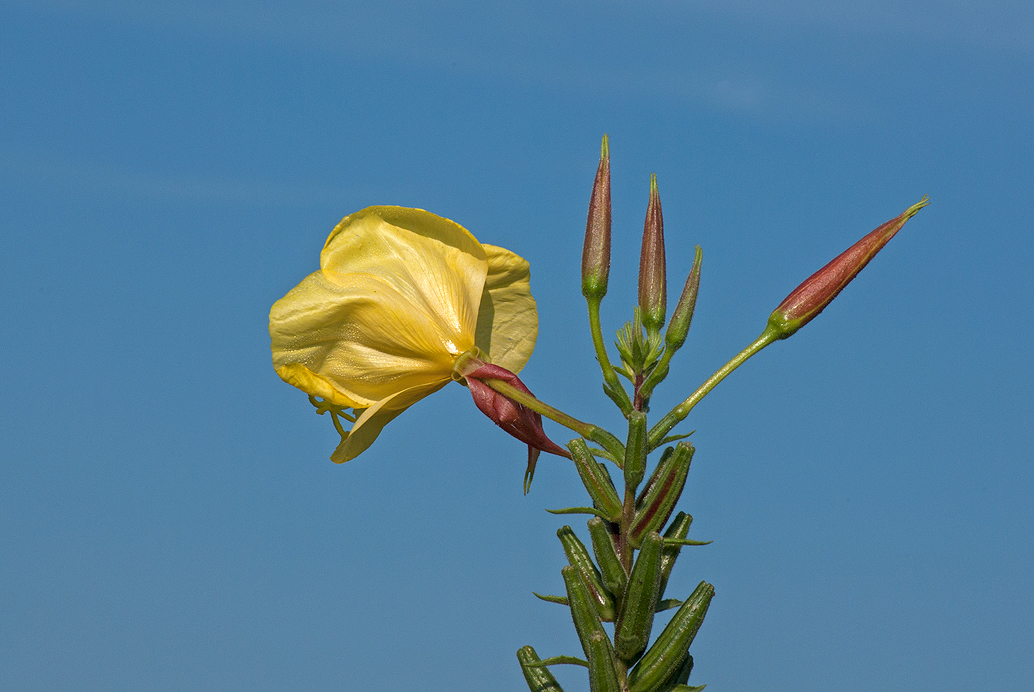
[661,538,712,546]
[524,655,589,668]
[656,598,683,612]
[656,432,694,446]
[533,592,569,606]
[547,507,613,519]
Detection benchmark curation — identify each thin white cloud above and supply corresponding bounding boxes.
[1,146,358,206]
[7,0,1026,127]
[672,0,1034,54]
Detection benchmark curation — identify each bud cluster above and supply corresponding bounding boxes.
[516,136,926,692]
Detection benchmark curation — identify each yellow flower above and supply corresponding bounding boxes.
[269,206,538,462]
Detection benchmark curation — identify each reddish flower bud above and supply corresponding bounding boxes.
[582,135,612,301]
[638,174,667,333]
[767,197,929,339]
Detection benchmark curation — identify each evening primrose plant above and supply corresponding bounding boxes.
[269,136,927,691]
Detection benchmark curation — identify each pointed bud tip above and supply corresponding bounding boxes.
[582,137,613,301]
[639,173,667,331]
[767,197,929,339]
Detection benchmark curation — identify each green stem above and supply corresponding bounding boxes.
[482,378,626,462]
[647,326,780,449]
[588,297,634,415]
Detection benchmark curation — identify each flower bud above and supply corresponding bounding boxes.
[638,174,667,334]
[665,246,702,351]
[582,135,612,301]
[767,197,928,339]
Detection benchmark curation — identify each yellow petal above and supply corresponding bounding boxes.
[274,362,365,409]
[270,207,488,405]
[329,381,447,463]
[475,244,538,374]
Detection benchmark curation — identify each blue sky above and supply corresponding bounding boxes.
[2,2,1032,691]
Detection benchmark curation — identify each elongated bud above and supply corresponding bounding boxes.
[582,135,612,301]
[665,246,702,351]
[561,565,622,692]
[558,526,617,621]
[630,442,694,547]
[516,646,564,692]
[767,197,929,339]
[623,412,649,490]
[569,439,623,522]
[614,531,664,664]
[638,173,667,333]
[587,517,628,597]
[628,580,715,692]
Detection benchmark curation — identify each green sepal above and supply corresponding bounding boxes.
[547,507,613,519]
[533,592,569,606]
[656,598,683,612]
[517,645,565,692]
[628,581,714,692]
[623,412,648,490]
[558,526,617,622]
[587,517,628,599]
[614,531,664,664]
[524,655,589,668]
[568,438,623,522]
[630,442,694,548]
